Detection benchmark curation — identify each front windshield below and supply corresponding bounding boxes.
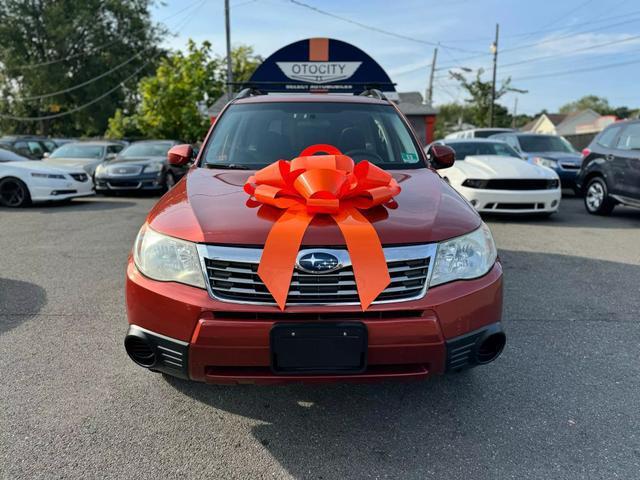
[120,142,173,158]
[518,135,575,153]
[202,102,423,169]
[446,141,522,160]
[50,144,104,159]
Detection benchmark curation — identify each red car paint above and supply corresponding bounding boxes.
[125,94,504,384]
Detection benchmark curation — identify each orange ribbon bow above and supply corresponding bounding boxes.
[244,144,401,310]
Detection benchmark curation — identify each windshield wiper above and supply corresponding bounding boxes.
[204,163,252,170]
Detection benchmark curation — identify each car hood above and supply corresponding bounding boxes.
[146,167,482,246]
[4,160,85,175]
[525,151,582,163]
[444,155,556,179]
[109,156,166,166]
[44,157,100,166]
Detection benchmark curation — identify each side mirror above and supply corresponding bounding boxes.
[42,152,50,158]
[427,144,456,170]
[106,153,117,161]
[167,144,194,166]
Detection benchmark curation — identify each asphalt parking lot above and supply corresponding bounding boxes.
[1,195,639,480]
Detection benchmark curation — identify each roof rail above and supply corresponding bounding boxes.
[234,88,264,100]
[359,89,387,101]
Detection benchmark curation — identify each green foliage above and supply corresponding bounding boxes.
[0,0,162,136]
[559,95,639,119]
[559,95,611,115]
[449,69,524,128]
[106,41,262,143]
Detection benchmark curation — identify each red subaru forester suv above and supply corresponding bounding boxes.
[124,91,505,384]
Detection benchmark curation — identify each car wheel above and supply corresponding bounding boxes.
[164,171,176,191]
[584,177,615,215]
[0,177,31,208]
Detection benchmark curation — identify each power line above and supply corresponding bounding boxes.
[512,57,640,82]
[287,0,489,55]
[0,54,160,121]
[8,0,204,70]
[435,15,640,71]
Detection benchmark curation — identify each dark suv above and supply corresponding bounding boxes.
[577,120,640,215]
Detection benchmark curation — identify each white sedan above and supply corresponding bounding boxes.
[431,139,561,216]
[0,147,94,207]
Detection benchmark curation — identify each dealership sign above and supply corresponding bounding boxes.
[246,38,395,94]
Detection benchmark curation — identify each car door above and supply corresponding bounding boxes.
[611,123,640,199]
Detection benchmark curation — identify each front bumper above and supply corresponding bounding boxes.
[125,257,504,384]
[457,185,561,214]
[30,180,95,202]
[95,173,164,191]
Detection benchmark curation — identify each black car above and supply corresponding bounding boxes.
[94,140,187,194]
[578,119,640,215]
[0,136,55,160]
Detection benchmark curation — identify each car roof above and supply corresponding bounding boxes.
[496,132,559,137]
[232,93,390,106]
[62,141,121,146]
[127,139,178,144]
[441,138,507,143]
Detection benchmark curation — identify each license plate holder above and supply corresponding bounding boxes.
[270,322,367,375]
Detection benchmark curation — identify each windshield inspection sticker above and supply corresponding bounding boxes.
[401,152,418,163]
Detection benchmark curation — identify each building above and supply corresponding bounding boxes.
[521,109,617,149]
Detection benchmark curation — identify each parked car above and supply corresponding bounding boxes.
[43,141,124,175]
[578,119,640,215]
[0,136,54,160]
[431,139,561,216]
[491,132,582,192]
[445,128,514,139]
[123,92,506,384]
[0,146,93,207]
[94,140,184,194]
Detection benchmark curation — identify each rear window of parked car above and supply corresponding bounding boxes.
[615,123,640,150]
[50,144,104,159]
[445,141,522,160]
[120,142,173,158]
[597,125,622,148]
[517,135,575,153]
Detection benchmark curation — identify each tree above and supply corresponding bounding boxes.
[559,95,611,114]
[106,42,262,142]
[0,0,162,136]
[449,68,524,128]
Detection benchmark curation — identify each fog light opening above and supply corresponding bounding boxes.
[476,332,506,364]
[551,200,558,207]
[470,199,478,206]
[124,335,156,367]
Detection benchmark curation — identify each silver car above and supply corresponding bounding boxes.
[44,141,125,175]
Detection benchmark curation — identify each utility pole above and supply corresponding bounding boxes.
[511,96,518,128]
[425,47,438,106]
[225,0,233,97]
[489,23,499,127]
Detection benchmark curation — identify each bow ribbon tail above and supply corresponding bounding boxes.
[257,207,314,310]
[333,207,391,310]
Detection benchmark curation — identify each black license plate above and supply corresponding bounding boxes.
[270,322,368,374]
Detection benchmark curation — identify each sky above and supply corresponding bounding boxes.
[151,0,640,115]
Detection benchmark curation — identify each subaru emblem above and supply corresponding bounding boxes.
[296,251,341,274]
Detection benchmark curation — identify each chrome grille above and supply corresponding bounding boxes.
[197,244,436,306]
[107,164,143,176]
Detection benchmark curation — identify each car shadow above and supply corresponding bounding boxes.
[160,249,639,478]
[0,198,138,213]
[482,201,640,229]
[0,278,47,335]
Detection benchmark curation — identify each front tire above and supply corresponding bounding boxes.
[584,177,615,215]
[0,177,31,207]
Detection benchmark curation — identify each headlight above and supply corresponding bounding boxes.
[31,172,66,180]
[95,163,107,176]
[430,223,497,287]
[133,225,205,288]
[532,157,557,168]
[143,163,164,173]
